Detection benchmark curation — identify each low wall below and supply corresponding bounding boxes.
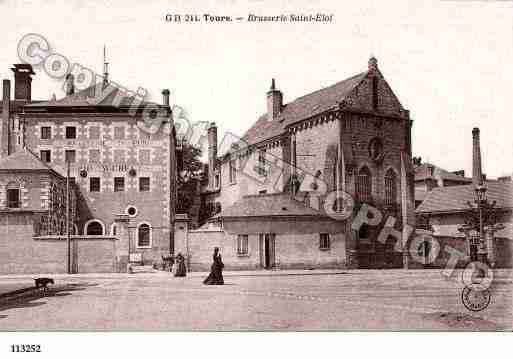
[0,212,119,274]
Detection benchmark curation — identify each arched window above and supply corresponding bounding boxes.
[356,166,372,203]
[85,220,104,235]
[6,182,20,208]
[384,169,397,206]
[137,223,151,248]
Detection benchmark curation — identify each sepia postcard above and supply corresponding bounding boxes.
[0,0,512,357]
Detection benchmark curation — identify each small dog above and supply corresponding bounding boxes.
[34,278,54,294]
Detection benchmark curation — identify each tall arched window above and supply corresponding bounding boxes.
[384,169,397,206]
[85,220,104,235]
[137,223,151,248]
[6,182,20,208]
[356,166,372,203]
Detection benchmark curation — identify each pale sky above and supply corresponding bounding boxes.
[1,0,512,178]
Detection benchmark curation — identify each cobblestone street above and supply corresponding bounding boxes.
[0,269,511,331]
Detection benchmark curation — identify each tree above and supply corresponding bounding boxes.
[176,142,204,215]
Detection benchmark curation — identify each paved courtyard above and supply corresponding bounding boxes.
[0,269,511,331]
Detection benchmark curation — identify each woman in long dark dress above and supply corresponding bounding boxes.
[174,253,187,277]
[203,247,224,285]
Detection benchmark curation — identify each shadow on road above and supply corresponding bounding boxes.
[0,282,98,319]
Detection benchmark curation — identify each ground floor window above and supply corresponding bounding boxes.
[319,233,331,250]
[85,220,104,235]
[6,183,20,208]
[137,223,151,248]
[237,234,249,255]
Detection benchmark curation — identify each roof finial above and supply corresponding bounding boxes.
[368,55,378,72]
[103,44,109,86]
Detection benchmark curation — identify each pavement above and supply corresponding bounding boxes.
[0,268,511,331]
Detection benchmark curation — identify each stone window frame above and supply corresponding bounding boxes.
[88,148,102,163]
[84,219,105,236]
[40,149,52,163]
[113,177,125,192]
[6,181,21,209]
[65,126,77,139]
[110,223,118,236]
[236,234,249,256]
[64,149,76,163]
[136,222,152,249]
[40,126,52,140]
[319,233,331,251]
[89,177,101,192]
[384,167,399,206]
[139,177,151,192]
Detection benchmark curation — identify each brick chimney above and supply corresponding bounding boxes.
[472,127,483,186]
[162,89,170,106]
[11,64,35,101]
[64,74,75,96]
[1,79,10,158]
[207,122,218,189]
[267,78,282,121]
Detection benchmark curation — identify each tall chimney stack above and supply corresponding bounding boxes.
[267,78,283,121]
[162,89,170,107]
[1,79,11,158]
[472,127,483,186]
[207,122,218,189]
[11,64,35,101]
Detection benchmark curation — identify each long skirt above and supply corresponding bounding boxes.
[175,261,187,277]
[203,265,224,285]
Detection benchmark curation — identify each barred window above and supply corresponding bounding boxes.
[356,166,372,202]
[384,169,397,206]
[89,126,100,139]
[319,233,331,250]
[6,182,20,209]
[237,234,249,255]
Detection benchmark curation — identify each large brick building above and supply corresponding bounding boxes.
[0,63,177,273]
[179,57,416,270]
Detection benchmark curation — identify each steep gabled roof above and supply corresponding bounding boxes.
[414,163,472,183]
[416,181,513,213]
[0,148,62,178]
[219,193,325,218]
[242,72,367,146]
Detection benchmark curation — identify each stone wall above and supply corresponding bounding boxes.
[0,211,119,274]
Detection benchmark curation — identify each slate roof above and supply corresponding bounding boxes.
[416,181,513,213]
[219,193,325,218]
[0,148,62,177]
[242,72,367,146]
[414,163,472,183]
[25,82,155,109]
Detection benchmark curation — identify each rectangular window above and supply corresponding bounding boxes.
[214,172,220,188]
[114,177,125,192]
[139,177,150,192]
[114,127,125,140]
[89,149,100,162]
[65,150,76,163]
[319,233,331,250]
[89,126,100,139]
[7,189,20,208]
[257,149,267,176]
[229,159,237,184]
[65,126,77,139]
[40,150,51,163]
[41,126,51,139]
[90,177,100,192]
[237,234,249,255]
